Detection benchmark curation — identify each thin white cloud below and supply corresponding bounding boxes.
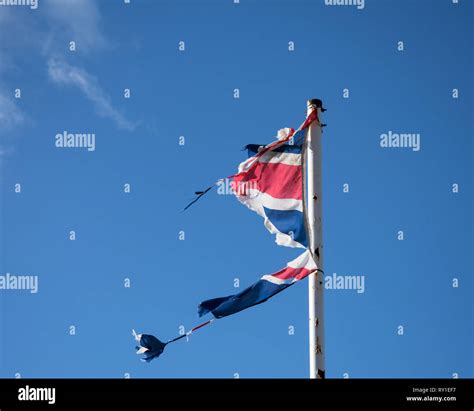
[0,92,24,162]
[44,0,107,53]
[48,59,135,131]
[0,12,26,134]
[0,93,25,130]
[0,1,136,134]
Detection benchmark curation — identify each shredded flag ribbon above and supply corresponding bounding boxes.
[132,320,215,362]
[133,109,319,362]
[198,250,317,318]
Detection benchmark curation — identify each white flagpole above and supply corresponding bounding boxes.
[307,99,325,379]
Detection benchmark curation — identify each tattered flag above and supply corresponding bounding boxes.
[134,109,319,361]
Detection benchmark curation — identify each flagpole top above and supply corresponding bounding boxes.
[307,99,326,112]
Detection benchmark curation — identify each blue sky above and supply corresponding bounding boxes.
[0,0,472,378]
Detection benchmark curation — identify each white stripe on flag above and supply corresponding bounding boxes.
[261,275,296,285]
[238,189,303,213]
[258,151,301,166]
[287,249,317,270]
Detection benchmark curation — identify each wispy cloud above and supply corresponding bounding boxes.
[43,0,107,53]
[0,92,25,130]
[0,91,24,162]
[0,11,26,138]
[48,59,135,131]
[0,1,136,139]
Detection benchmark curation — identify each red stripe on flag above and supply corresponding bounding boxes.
[233,161,302,200]
[271,266,313,281]
[300,109,318,130]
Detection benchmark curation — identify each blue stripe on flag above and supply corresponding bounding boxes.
[245,143,302,158]
[198,279,291,318]
[263,207,307,247]
[291,129,307,146]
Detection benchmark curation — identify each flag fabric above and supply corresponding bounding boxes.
[133,320,214,362]
[132,330,167,363]
[197,111,319,318]
[133,109,320,361]
[230,112,317,249]
[198,250,317,319]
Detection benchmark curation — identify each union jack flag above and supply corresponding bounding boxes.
[198,110,319,318]
[134,109,320,361]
